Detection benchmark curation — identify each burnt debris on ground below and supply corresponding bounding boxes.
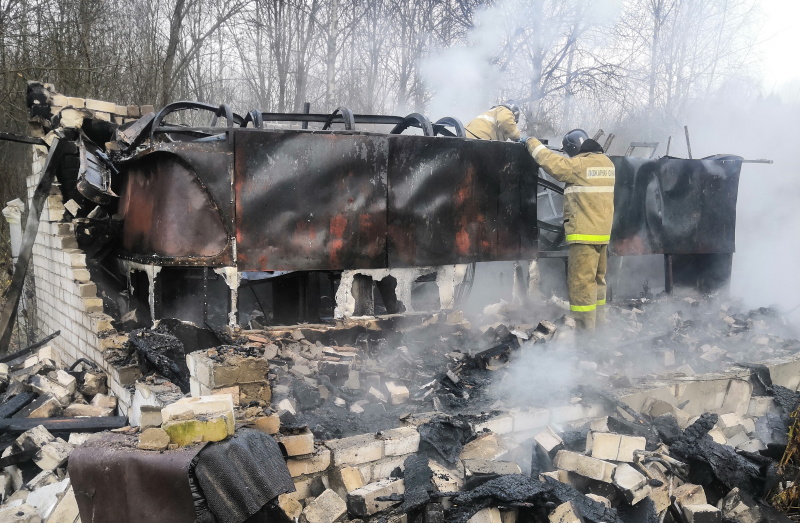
[3,291,800,521]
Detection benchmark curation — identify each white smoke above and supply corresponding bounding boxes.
[681,91,800,319]
[422,0,800,322]
[421,0,623,122]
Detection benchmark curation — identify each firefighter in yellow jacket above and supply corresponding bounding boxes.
[523,129,615,330]
[465,101,522,141]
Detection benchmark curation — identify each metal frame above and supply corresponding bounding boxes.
[148,102,466,140]
[624,142,659,158]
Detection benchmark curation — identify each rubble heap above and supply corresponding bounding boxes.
[1,294,800,522]
[0,341,121,521]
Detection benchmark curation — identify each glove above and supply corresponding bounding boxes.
[517,134,530,144]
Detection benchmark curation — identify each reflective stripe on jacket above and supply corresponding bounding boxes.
[526,138,615,245]
[464,106,521,141]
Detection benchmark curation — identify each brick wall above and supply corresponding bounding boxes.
[24,91,154,415]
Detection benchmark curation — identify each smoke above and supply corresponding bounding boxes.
[418,0,800,320]
[758,0,800,92]
[419,3,507,120]
[672,2,800,319]
[420,0,623,122]
[681,91,800,319]
[487,338,586,408]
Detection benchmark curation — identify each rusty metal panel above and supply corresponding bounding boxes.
[387,137,538,266]
[118,146,232,264]
[610,156,741,255]
[70,434,201,523]
[234,130,388,271]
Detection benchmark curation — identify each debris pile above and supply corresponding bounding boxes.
[0,425,81,521]
[256,360,798,523]
[0,339,123,521]
[0,340,121,426]
[2,292,800,521]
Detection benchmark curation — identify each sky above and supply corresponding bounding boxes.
[758,0,800,94]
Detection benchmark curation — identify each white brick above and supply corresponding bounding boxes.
[329,465,366,499]
[748,396,777,417]
[302,489,346,523]
[643,398,692,428]
[470,508,503,523]
[161,395,235,434]
[276,430,315,457]
[85,99,117,112]
[553,450,615,483]
[347,479,404,517]
[325,434,384,466]
[587,432,645,462]
[429,459,462,493]
[384,381,409,405]
[474,415,514,435]
[534,426,563,453]
[463,459,522,477]
[548,501,583,523]
[287,448,331,477]
[682,503,721,523]
[380,427,420,457]
[674,484,707,506]
[721,379,752,416]
[613,463,650,504]
[370,456,406,480]
[461,432,507,460]
[511,408,550,433]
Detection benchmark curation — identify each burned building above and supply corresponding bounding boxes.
[1,83,796,523]
[27,88,742,328]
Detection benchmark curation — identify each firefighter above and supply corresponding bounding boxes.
[465,101,522,141]
[522,129,615,330]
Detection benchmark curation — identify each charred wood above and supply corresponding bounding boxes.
[0,416,128,433]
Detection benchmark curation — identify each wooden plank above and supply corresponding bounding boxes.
[12,394,55,418]
[0,391,36,418]
[0,131,47,146]
[0,416,128,434]
[0,138,67,354]
[0,449,37,468]
[0,331,61,364]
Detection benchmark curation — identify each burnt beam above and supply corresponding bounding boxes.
[0,391,37,418]
[0,416,128,433]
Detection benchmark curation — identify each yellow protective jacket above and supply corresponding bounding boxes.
[526,138,615,245]
[465,106,521,141]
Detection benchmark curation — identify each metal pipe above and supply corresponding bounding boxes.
[684,126,692,159]
[301,102,310,130]
[664,254,674,294]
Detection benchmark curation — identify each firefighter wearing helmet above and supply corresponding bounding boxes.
[522,129,615,330]
[465,101,522,141]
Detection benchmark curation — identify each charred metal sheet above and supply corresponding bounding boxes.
[77,139,118,205]
[116,125,738,268]
[235,130,388,271]
[115,111,155,149]
[233,130,537,270]
[118,143,232,264]
[610,156,741,256]
[70,434,202,523]
[387,136,538,266]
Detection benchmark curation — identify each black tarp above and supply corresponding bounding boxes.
[193,428,295,523]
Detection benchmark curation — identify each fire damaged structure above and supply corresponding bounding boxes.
[3,82,794,523]
[29,93,742,330]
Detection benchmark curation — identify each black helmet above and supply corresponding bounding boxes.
[500,100,520,123]
[562,128,589,157]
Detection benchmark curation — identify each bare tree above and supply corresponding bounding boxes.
[613,0,760,131]
[160,0,252,106]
